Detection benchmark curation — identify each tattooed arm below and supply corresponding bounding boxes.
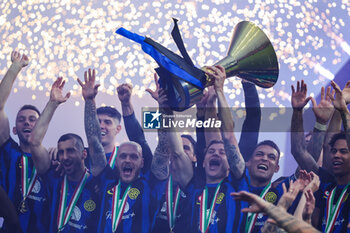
[291,81,319,174]
[232,191,321,233]
[206,65,245,179]
[147,74,171,180]
[78,69,107,176]
[151,128,170,180]
[305,86,334,168]
[329,80,350,149]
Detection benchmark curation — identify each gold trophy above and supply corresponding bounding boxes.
[165,21,279,111]
[116,20,279,111]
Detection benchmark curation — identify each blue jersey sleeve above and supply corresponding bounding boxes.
[238,82,261,161]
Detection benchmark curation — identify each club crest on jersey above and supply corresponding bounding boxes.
[107,188,113,195]
[196,195,201,205]
[265,192,277,203]
[84,200,96,212]
[128,188,140,200]
[323,190,330,198]
[216,193,225,204]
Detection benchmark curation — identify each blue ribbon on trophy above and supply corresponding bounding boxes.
[116,18,279,111]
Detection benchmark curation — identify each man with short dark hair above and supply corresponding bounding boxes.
[0,51,50,233]
[96,106,122,167]
[290,80,350,232]
[29,73,106,233]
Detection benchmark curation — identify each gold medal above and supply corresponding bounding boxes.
[19,199,28,213]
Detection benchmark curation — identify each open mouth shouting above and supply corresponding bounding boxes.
[209,158,221,170]
[257,164,268,172]
[22,128,32,135]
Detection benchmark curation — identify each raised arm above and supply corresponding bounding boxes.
[78,69,106,176]
[117,83,152,172]
[0,51,29,146]
[205,65,245,179]
[239,81,261,161]
[29,77,70,174]
[157,89,192,187]
[204,86,222,146]
[146,75,171,179]
[322,82,350,170]
[290,80,319,173]
[231,191,321,233]
[329,80,350,148]
[305,86,334,165]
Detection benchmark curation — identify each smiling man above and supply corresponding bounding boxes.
[290,80,350,232]
[96,106,121,167]
[0,51,50,233]
[246,140,280,188]
[29,74,106,233]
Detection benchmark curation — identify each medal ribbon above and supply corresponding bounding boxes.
[166,176,181,231]
[57,169,89,231]
[21,155,38,201]
[111,182,131,232]
[324,183,350,233]
[199,180,223,233]
[108,146,118,169]
[245,182,271,233]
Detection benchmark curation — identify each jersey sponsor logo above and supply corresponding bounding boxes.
[84,200,96,212]
[180,190,186,198]
[123,202,130,213]
[71,206,82,221]
[160,201,167,213]
[128,188,140,200]
[18,161,22,168]
[264,192,277,203]
[216,192,224,204]
[106,203,132,220]
[31,179,41,194]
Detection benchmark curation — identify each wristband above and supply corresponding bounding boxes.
[314,121,327,131]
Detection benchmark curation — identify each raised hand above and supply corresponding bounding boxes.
[50,77,71,104]
[293,170,312,191]
[77,69,100,100]
[117,83,132,104]
[311,86,335,124]
[157,88,169,108]
[278,170,311,210]
[329,80,349,113]
[302,189,315,223]
[205,65,226,93]
[11,51,29,68]
[146,73,161,102]
[304,171,320,193]
[291,80,312,110]
[342,81,350,104]
[231,191,268,213]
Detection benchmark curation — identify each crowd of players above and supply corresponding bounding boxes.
[1,51,350,233]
